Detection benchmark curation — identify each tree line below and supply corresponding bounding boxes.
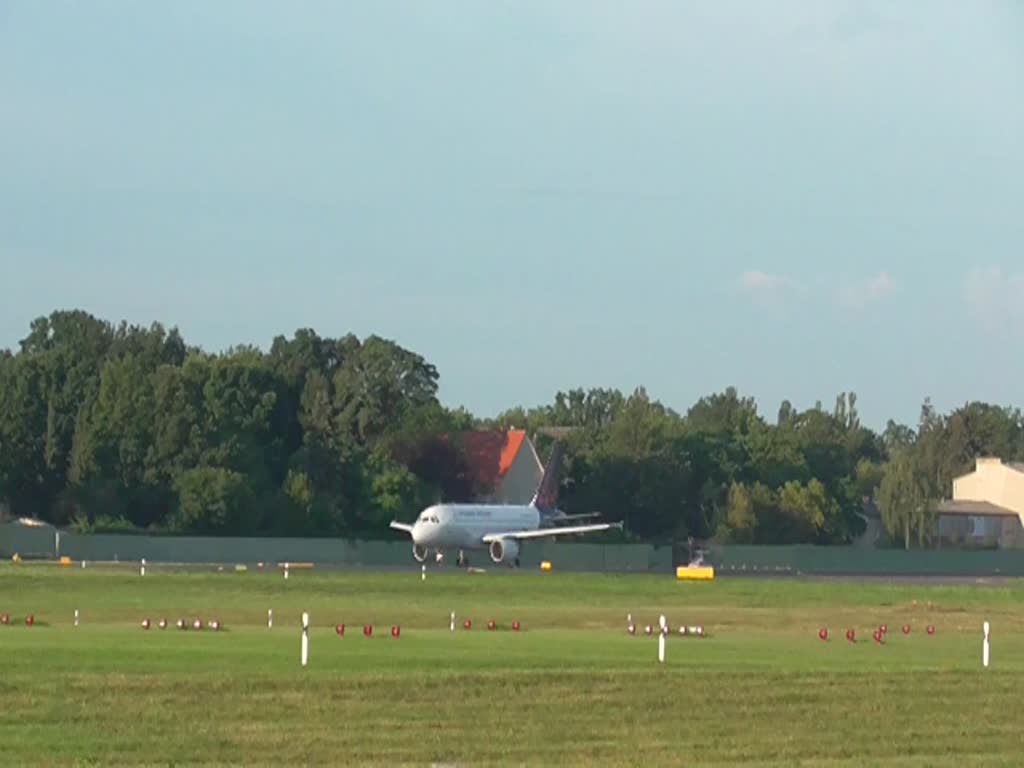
[2,310,1023,547]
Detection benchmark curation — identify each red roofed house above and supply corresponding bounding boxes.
[457,430,545,505]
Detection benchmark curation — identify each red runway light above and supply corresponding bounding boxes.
[846,629,855,643]
[512,621,521,632]
[363,624,373,637]
[487,620,496,631]
[818,628,829,641]
[335,624,345,636]
[25,615,34,627]
[902,625,911,635]
[926,625,935,635]
[391,625,400,638]
[463,620,472,630]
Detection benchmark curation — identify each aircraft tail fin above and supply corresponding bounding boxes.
[530,440,565,513]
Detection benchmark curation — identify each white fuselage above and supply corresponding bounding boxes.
[411,503,541,550]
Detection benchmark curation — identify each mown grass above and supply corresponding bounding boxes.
[1,563,1022,766]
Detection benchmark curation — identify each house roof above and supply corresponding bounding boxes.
[499,431,527,477]
[457,430,529,492]
[935,500,1020,517]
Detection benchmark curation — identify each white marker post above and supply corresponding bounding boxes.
[421,564,426,581]
[983,621,990,668]
[268,609,273,629]
[301,612,309,667]
[284,563,290,580]
[74,609,79,627]
[140,558,146,577]
[450,612,455,632]
[658,614,667,664]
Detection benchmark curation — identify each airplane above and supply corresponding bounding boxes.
[389,441,622,567]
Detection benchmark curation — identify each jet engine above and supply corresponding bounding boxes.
[412,543,428,563]
[488,538,520,565]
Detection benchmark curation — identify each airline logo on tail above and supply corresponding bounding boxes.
[531,441,564,513]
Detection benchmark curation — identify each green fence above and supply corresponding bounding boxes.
[4,524,1024,576]
[0,523,673,573]
[0,523,57,560]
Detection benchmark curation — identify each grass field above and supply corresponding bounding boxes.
[2,563,1023,766]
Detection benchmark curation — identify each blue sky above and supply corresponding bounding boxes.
[1,1,1021,430]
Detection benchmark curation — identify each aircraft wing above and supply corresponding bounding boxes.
[481,521,622,543]
[389,521,414,534]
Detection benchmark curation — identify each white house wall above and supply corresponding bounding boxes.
[953,458,1024,522]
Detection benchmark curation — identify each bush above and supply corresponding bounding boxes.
[69,514,141,534]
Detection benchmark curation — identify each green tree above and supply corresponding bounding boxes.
[172,466,256,534]
[717,482,755,543]
[10,306,1024,547]
[878,451,930,549]
[68,353,163,528]
[332,336,440,449]
[0,355,50,516]
[687,386,760,436]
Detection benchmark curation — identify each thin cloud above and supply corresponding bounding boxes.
[735,271,795,306]
[735,270,897,312]
[868,272,895,299]
[836,271,896,308]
